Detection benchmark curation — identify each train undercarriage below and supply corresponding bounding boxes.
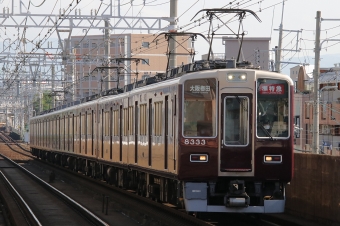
[31,148,286,213]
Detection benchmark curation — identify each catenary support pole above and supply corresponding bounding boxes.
[169,0,178,69]
[313,11,321,154]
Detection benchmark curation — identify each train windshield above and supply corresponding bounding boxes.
[183,78,217,137]
[223,96,249,146]
[256,78,289,138]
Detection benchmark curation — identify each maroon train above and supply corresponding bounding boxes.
[30,60,294,213]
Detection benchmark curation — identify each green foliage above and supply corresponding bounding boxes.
[32,92,54,113]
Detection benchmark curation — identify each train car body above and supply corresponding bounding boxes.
[30,60,294,213]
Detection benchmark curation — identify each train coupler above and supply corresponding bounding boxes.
[225,180,250,207]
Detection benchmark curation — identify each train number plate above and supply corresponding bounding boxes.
[184,139,206,145]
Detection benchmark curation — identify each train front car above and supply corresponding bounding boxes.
[178,69,294,213]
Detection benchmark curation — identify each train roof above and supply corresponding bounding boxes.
[34,59,286,117]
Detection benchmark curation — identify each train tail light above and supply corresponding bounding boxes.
[264,155,282,163]
[190,154,208,162]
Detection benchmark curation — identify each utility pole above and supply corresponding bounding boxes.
[169,0,178,69]
[72,49,76,102]
[313,11,321,154]
[104,19,111,90]
[51,64,55,108]
[275,0,285,73]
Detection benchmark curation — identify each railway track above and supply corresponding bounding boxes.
[0,133,307,226]
[0,133,206,226]
[0,133,109,226]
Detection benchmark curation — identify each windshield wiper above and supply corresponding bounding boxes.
[258,123,274,140]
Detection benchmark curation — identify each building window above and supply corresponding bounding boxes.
[119,39,125,46]
[91,42,97,48]
[295,116,300,138]
[142,42,150,48]
[83,42,89,48]
[110,42,116,47]
[331,104,335,120]
[74,42,80,48]
[142,59,149,65]
[305,103,310,119]
[305,124,308,144]
[335,125,340,135]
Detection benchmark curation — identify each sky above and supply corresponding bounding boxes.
[1,0,340,74]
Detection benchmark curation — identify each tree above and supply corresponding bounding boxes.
[32,92,54,114]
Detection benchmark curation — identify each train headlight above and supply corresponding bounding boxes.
[227,73,247,82]
[240,74,247,80]
[264,155,282,163]
[190,154,208,162]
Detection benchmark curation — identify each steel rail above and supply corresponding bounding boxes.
[0,153,109,226]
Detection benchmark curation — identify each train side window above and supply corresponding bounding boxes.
[123,108,128,136]
[154,101,163,136]
[183,78,217,137]
[81,114,86,136]
[104,111,109,136]
[113,110,119,136]
[129,106,134,135]
[140,104,147,135]
[87,112,92,135]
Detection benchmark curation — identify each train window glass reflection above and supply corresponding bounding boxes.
[183,78,217,137]
[154,102,163,136]
[224,96,249,146]
[123,108,128,136]
[113,110,119,136]
[129,106,134,135]
[140,104,147,136]
[257,79,289,138]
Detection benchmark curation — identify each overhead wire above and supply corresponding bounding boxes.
[0,0,83,96]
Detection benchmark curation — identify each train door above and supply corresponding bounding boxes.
[110,107,113,160]
[74,114,79,154]
[85,112,88,155]
[86,110,94,156]
[90,110,95,156]
[103,110,110,159]
[139,103,148,167]
[119,105,123,161]
[128,105,133,164]
[101,109,104,158]
[57,117,60,150]
[61,116,65,151]
[134,101,138,163]
[65,116,69,151]
[148,98,152,166]
[112,108,119,161]
[93,109,97,158]
[220,94,253,173]
[70,114,74,152]
[172,94,177,171]
[79,113,82,154]
[46,119,49,148]
[164,96,168,169]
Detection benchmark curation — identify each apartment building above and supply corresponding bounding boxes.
[64,33,192,102]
